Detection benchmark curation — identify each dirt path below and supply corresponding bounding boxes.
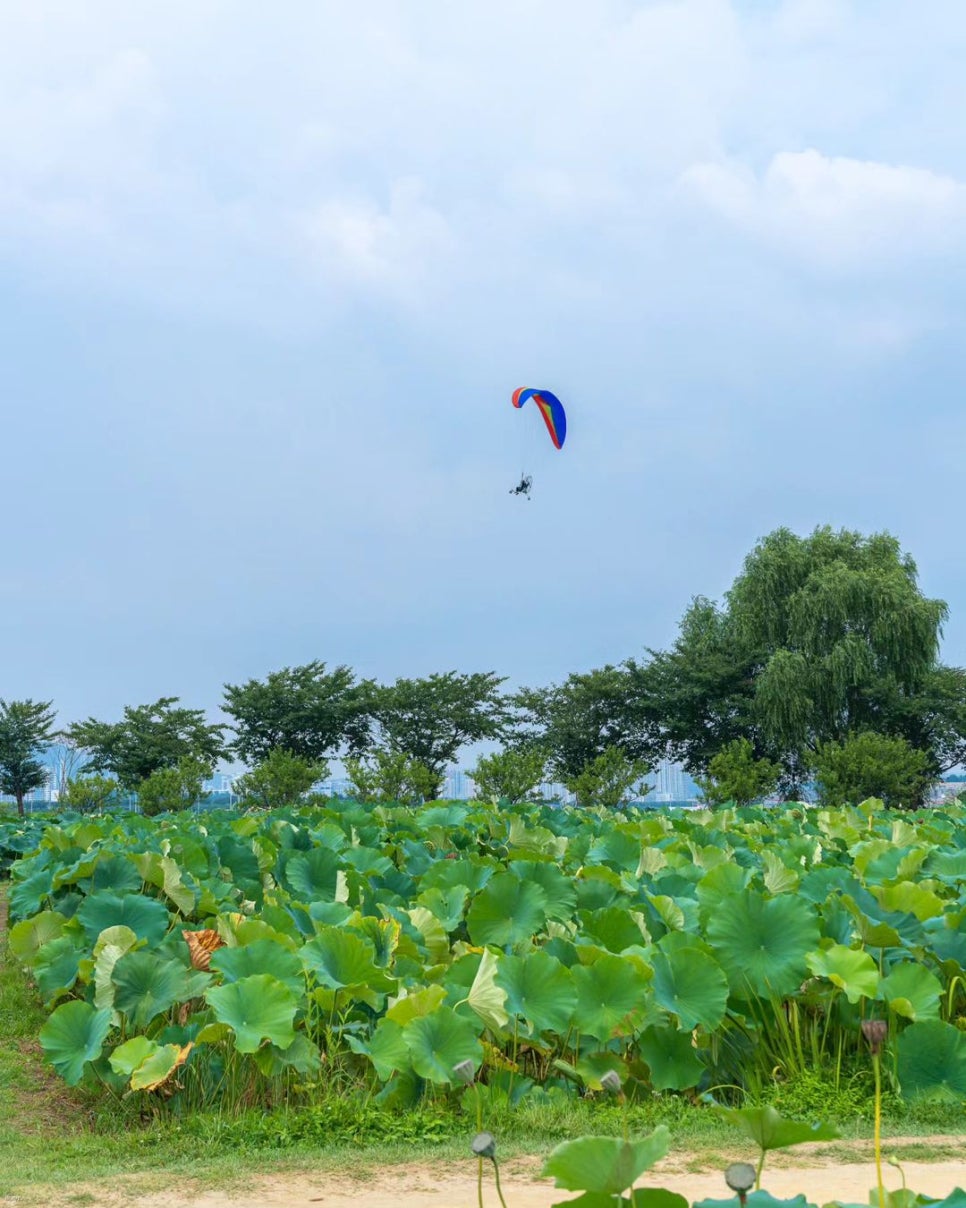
[8,1143,966,1208]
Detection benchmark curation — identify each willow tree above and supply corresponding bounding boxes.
[636,527,958,799]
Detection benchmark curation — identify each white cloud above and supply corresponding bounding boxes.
[683,149,966,269]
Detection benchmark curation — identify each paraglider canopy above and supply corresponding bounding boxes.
[511,388,567,450]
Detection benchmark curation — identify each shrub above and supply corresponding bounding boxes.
[61,773,120,814]
[564,746,650,809]
[138,756,212,817]
[811,731,934,809]
[345,748,439,805]
[469,747,546,805]
[696,738,781,807]
[233,748,327,809]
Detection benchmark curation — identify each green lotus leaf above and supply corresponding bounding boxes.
[694,1196,811,1208]
[646,894,686,933]
[761,850,799,895]
[461,948,508,1031]
[872,881,945,922]
[129,1041,191,1092]
[896,1020,966,1101]
[386,985,448,1024]
[40,1001,112,1085]
[282,847,341,901]
[879,961,942,1022]
[418,857,493,895]
[705,892,819,999]
[496,950,577,1035]
[112,952,190,1030]
[404,906,451,963]
[253,1033,321,1078]
[714,1104,840,1150]
[109,1035,157,1078]
[300,927,396,993]
[651,943,729,1031]
[638,1024,705,1090]
[509,861,578,921]
[347,1017,411,1082]
[414,885,469,931]
[132,852,197,916]
[90,854,143,895]
[8,868,54,921]
[206,974,298,1053]
[578,906,649,954]
[585,829,643,874]
[7,911,68,962]
[32,935,83,1005]
[210,938,305,996]
[93,925,141,1017]
[76,890,171,948]
[572,953,652,1043]
[217,836,262,895]
[542,1126,670,1193]
[467,873,550,947]
[805,945,879,1003]
[402,1006,483,1084]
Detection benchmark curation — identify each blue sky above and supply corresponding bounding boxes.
[3,0,966,726]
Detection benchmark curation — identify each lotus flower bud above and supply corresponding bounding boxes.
[724,1163,756,1195]
[600,1070,623,1096]
[862,1019,888,1055]
[452,1059,476,1086]
[471,1131,497,1159]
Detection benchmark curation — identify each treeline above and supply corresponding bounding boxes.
[3,526,966,816]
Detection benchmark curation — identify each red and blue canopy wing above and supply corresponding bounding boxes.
[511,387,567,450]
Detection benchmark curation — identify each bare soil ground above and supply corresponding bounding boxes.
[6,1142,966,1208]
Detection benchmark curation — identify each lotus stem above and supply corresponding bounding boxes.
[491,1157,509,1208]
[873,1052,885,1208]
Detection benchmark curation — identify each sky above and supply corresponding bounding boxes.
[3,0,966,727]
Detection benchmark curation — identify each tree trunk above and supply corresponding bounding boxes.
[15,789,24,818]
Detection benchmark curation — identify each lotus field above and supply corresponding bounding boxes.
[5,799,966,1111]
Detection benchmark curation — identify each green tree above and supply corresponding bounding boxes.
[345,748,438,805]
[233,748,328,809]
[62,773,120,815]
[223,662,371,765]
[469,746,546,805]
[513,665,652,782]
[635,527,956,800]
[369,671,508,797]
[811,731,934,810]
[0,699,57,817]
[695,738,781,807]
[564,746,651,809]
[138,756,211,817]
[68,698,225,790]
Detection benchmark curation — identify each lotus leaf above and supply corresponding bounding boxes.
[542,1125,670,1193]
[496,950,577,1035]
[111,952,191,1030]
[76,890,170,947]
[651,942,729,1031]
[206,974,298,1053]
[402,1006,483,1084]
[896,1019,966,1101]
[210,938,304,996]
[879,961,942,1021]
[706,892,819,999]
[40,1000,112,1085]
[572,953,652,1043]
[467,873,549,947]
[300,927,396,993]
[637,1024,704,1090]
[805,945,879,1003]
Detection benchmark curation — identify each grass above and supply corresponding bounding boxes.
[3,883,966,1200]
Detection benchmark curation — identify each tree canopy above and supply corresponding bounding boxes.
[635,526,957,800]
[68,697,226,790]
[223,661,371,765]
[0,699,57,817]
[369,671,507,796]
